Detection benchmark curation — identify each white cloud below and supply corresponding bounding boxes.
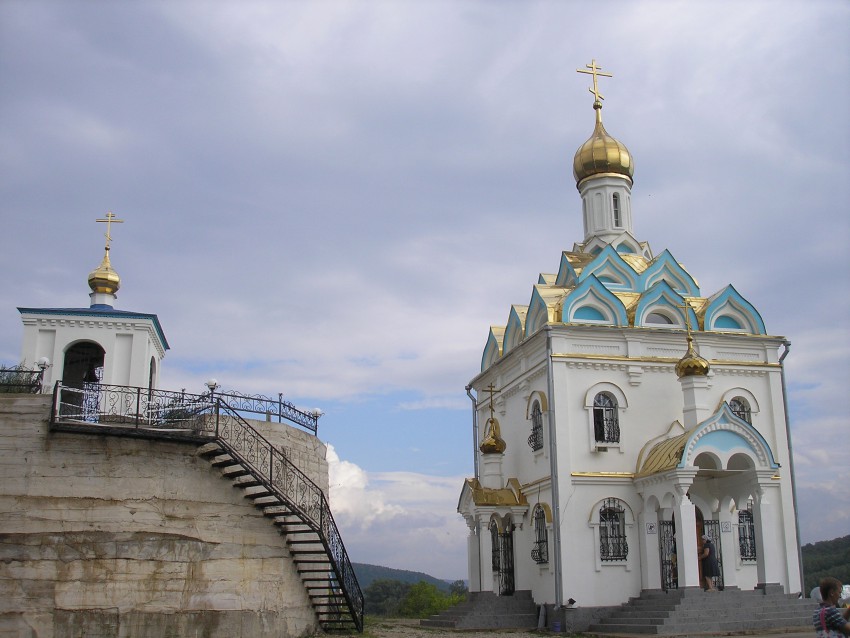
[327,445,468,579]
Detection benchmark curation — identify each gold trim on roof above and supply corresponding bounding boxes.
[463,478,528,507]
[571,472,635,478]
[635,431,692,478]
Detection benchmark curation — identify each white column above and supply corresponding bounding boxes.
[718,506,738,589]
[673,474,700,588]
[478,514,495,593]
[480,454,504,489]
[753,477,783,586]
[638,504,661,590]
[466,518,481,593]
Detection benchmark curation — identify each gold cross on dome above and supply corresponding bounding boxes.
[483,383,501,422]
[95,211,124,250]
[676,300,696,336]
[577,59,613,104]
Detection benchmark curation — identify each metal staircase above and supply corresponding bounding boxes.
[49,382,364,633]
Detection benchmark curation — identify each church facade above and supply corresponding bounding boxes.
[457,63,801,609]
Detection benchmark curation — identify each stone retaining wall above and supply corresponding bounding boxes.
[0,394,326,637]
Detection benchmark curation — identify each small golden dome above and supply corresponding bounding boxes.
[573,103,634,186]
[88,248,121,295]
[480,417,507,454]
[675,336,710,378]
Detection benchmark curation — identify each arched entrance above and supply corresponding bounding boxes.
[696,508,724,591]
[63,341,105,420]
[489,516,515,596]
[63,341,105,387]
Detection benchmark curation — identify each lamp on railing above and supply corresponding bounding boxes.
[205,378,219,398]
[36,357,51,393]
[312,408,324,419]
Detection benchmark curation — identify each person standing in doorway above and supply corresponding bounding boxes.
[700,534,720,591]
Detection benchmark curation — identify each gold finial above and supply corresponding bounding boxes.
[96,211,124,251]
[480,383,506,454]
[675,301,710,377]
[577,59,613,117]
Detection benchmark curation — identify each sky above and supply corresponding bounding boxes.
[1,0,848,581]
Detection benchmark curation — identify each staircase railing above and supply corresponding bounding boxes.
[49,381,363,631]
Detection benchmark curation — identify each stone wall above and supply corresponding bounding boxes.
[0,394,327,638]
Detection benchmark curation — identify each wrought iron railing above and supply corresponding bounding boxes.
[527,425,543,451]
[210,389,319,434]
[50,381,362,631]
[0,366,45,394]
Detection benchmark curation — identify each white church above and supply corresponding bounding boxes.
[457,62,802,610]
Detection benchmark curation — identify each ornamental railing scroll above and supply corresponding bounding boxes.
[0,366,46,394]
[658,520,678,591]
[49,381,363,631]
[531,539,548,564]
[738,508,756,561]
[207,389,318,434]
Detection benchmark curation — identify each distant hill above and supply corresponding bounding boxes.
[802,535,850,595]
[353,563,452,592]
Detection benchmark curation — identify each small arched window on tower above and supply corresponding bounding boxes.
[599,498,628,561]
[528,400,543,451]
[730,396,752,424]
[612,193,622,227]
[531,505,548,564]
[738,501,756,561]
[593,392,620,444]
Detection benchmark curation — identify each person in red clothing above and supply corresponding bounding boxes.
[813,577,850,637]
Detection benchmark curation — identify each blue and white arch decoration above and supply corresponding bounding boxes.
[703,285,766,334]
[481,327,504,371]
[562,275,629,326]
[579,245,639,292]
[525,287,558,336]
[634,281,698,328]
[680,403,779,471]
[555,253,580,288]
[502,305,528,355]
[640,250,700,297]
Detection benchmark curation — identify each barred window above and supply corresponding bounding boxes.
[593,393,620,443]
[730,397,752,424]
[599,498,628,561]
[527,400,543,451]
[738,504,756,561]
[531,505,548,564]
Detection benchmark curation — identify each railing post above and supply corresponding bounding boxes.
[278,393,282,423]
[136,387,141,428]
[215,399,220,438]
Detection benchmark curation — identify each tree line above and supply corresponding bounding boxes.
[364,579,467,618]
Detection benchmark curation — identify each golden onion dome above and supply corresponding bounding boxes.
[479,417,507,455]
[88,248,121,295]
[573,102,634,186]
[675,336,710,378]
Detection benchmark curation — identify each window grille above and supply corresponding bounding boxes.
[593,393,620,443]
[599,498,628,561]
[527,401,543,451]
[531,505,548,564]
[730,397,752,424]
[738,503,756,561]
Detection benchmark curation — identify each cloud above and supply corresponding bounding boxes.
[327,444,468,579]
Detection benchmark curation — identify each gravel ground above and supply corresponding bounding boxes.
[326,618,547,638]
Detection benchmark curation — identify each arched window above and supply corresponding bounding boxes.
[599,498,628,561]
[646,312,674,325]
[527,401,543,451]
[612,193,621,227]
[531,505,548,564]
[593,393,619,443]
[730,397,752,424]
[738,502,756,561]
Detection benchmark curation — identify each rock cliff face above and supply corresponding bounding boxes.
[0,394,328,637]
